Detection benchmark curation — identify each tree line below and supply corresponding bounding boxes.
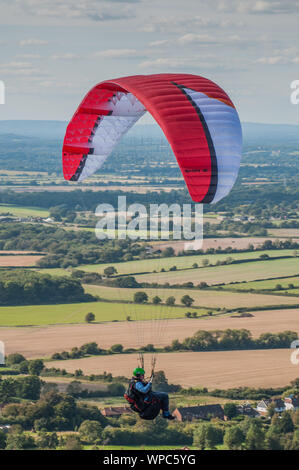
[0,270,94,306]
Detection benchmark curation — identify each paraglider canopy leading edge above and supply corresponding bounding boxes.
[62,73,242,204]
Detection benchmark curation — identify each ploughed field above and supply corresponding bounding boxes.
[0,254,44,267]
[48,348,299,389]
[1,308,298,359]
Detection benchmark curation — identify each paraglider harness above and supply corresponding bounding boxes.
[124,377,161,420]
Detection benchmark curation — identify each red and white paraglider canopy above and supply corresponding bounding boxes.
[62,73,242,203]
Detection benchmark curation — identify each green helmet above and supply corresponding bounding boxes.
[133,367,145,377]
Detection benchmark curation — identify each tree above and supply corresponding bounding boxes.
[185,311,192,318]
[0,430,7,450]
[166,296,175,306]
[267,403,276,418]
[104,266,117,277]
[224,426,245,450]
[152,371,170,392]
[245,421,265,450]
[36,432,58,449]
[152,296,162,305]
[66,381,83,398]
[16,375,42,400]
[181,295,194,307]
[193,423,222,450]
[79,420,102,444]
[115,276,139,288]
[162,247,175,257]
[107,383,125,396]
[63,435,83,450]
[277,411,294,433]
[110,344,123,354]
[6,353,26,366]
[223,403,238,420]
[170,339,181,351]
[85,312,95,323]
[41,382,59,395]
[79,342,99,355]
[6,432,35,450]
[28,359,44,376]
[265,427,282,450]
[134,292,148,304]
[19,361,29,374]
[198,282,208,288]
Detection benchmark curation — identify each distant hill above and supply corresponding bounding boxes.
[242,122,299,144]
[0,120,299,144]
[0,120,67,140]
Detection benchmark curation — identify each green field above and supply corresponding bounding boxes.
[273,288,299,295]
[219,276,299,291]
[0,301,208,327]
[78,249,296,276]
[84,284,299,309]
[134,257,299,286]
[0,204,50,218]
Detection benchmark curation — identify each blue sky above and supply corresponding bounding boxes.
[0,0,299,124]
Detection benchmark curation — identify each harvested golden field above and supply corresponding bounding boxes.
[152,237,289,254]
[48,349,299,389]
[269,229,299,238]
[85,284,299,309]
[1,308,298,359]
[0,255,44,267]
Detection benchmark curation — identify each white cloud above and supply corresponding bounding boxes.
[139,15,244,34]
[218,0,299,14]
[93,48,140,58]
[148,40,170,48]
[51,53,81,60]
[5,0,135,22]
[0,61,46,76]
[16,54,41,59]
[148,33,248,49]
[256,56,287,65]
[256,55,299,65]
[19,38,48,46]
[177,34,218,46]
[138,56,229,71]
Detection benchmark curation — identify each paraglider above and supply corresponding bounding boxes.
[124,367,175,421]
[62,73,243,420]
[62,73,242,203]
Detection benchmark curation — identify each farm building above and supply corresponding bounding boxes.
[173,404,224,422]
[256,398,285,416]
[102,406,132,418]
[284,395,299,410]
[0,425,11,433]
[236,403,259,418]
